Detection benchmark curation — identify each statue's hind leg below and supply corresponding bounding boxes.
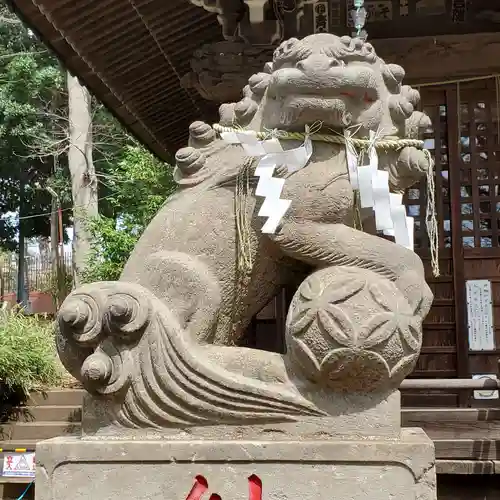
[120,250,222,343]
[270,221,432,320]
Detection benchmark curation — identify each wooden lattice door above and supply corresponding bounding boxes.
[402,86,464,407]
[405,81,500,407]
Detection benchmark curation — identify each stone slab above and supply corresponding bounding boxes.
[35,427,436,500]
[82,391,402,438]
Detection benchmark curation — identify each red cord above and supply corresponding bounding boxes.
[185,475,209,500]
[248,475,262,500]
[185,473,262,500]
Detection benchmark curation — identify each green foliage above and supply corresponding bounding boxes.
[83,145,176,282]
[0,2,65,247]
[0,305,62,396]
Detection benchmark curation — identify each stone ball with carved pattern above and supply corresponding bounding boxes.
[286,266,423,392]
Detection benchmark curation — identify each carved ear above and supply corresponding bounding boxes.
[405,110,432,139]
[388,95,414,125]
[188,121,216,147]
[174,147,206,183]
[401,85,420,107]
[382,64,405,92]
[219,103,236,126]
[248,72,271,97]
[234,97,259,126]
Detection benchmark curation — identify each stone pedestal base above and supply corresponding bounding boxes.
[36,428,436,500]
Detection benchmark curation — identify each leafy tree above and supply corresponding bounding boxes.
[82,144,176,282]
[0,4,66,247]
[0,3,176,290]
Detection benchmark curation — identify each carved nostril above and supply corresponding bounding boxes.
[296,60,307,71]
[330,58,344,68]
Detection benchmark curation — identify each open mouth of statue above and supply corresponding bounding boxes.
[267,67,379,129]
[277,92,377,129]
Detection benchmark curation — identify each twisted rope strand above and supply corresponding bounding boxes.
[213,123,425,151]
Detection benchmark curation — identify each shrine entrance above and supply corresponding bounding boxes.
[250,78,500,409]
[405,80,500,407]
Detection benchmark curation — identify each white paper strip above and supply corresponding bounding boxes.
[372,170,393,231]
[262,138,283,154]
[345,130,359,190]
[220,131,240,143]
[255,155,291,234]
[218,126,416,248]
[358,165,374,208]
[283,136,313,172]
[391,204,410,248]
[219,130,312,234]
[346,147,359,189]
[406,216,414,250]
[238,132,267,157]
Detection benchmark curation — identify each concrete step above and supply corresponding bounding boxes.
[7,406,82,423]
[27,390,84,407]
[0,422,81,441]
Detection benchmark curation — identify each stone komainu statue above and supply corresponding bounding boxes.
[57,34,434,431]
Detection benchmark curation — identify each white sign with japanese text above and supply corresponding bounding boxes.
[466,279,495,351]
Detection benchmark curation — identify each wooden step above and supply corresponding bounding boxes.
[27,390,84,407]
[6,405,82,423]
[0,422,81,441]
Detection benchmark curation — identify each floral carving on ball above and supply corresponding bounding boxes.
[286,266,423,392]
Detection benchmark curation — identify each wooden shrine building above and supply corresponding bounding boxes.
[6,0,500,493]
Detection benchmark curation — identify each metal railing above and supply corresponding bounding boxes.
[400,378,500,390]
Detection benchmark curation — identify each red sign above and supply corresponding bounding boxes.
[185,475,262,500]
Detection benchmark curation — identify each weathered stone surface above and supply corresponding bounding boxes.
[55,33,433,431]
[46,31,438,500]
[36,428,436,500]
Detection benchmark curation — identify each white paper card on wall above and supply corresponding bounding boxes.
[2,452,35,478]
[466,279,495,351]
[472,374,499,400]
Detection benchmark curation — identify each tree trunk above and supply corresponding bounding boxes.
[67,71,98,287]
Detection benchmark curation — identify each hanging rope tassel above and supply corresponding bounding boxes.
[424,149,440,277]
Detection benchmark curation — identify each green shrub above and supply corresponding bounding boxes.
[0,304,62,397]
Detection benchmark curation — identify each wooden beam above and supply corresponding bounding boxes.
[373,33,500,85]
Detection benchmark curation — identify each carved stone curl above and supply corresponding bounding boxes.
[287,266,425,393]
[57,282,325,431]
